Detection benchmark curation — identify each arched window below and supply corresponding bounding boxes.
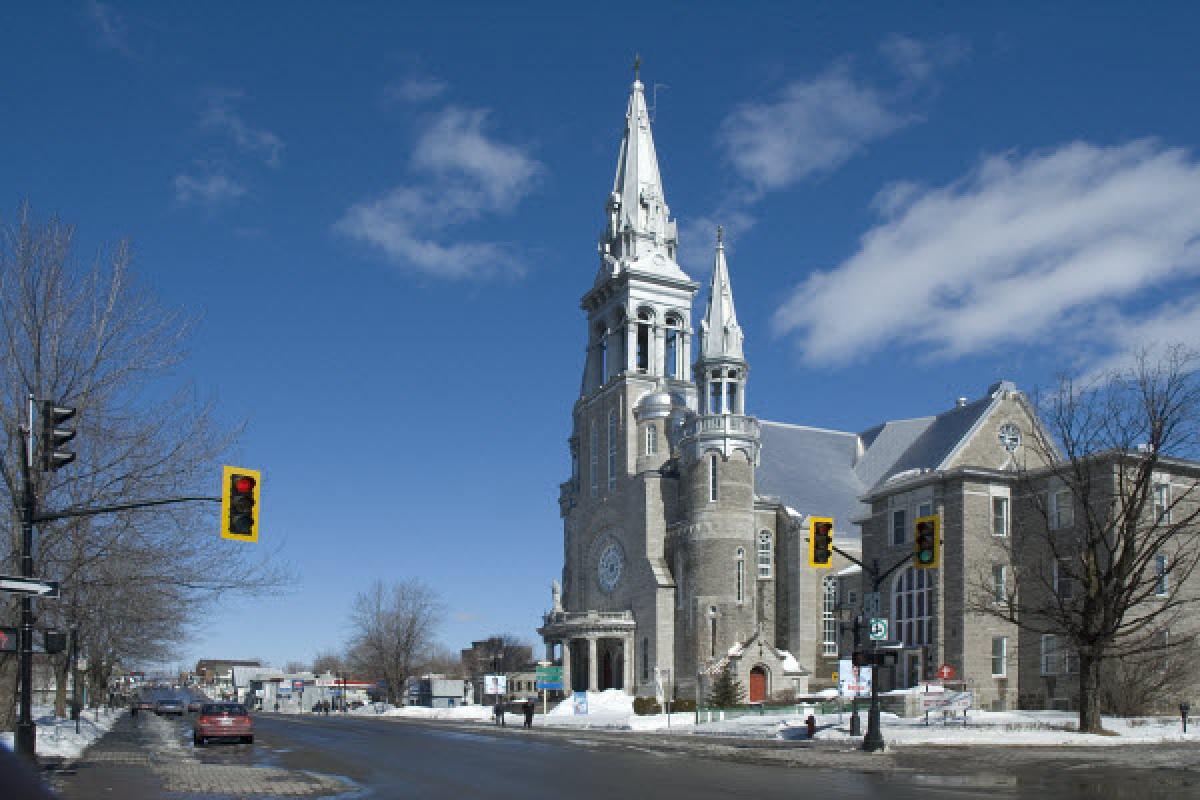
[636,309,653,373]
[736,547,746,603]
[665,315,682,379]
[589,422,599,497]
[726,369,739,415]
[709,454,719,502]
[709,370,723,414]
[595,323,608,384]
[757,531,772,578]
[645,424,657,456]
[708,605,718,657]
[607,410,618,490]
[642,637,649,681]
[822,576,838,656]
[893,567,934,647]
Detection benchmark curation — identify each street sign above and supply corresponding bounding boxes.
[0,627,16,652]
[0,575,59,598]
[937,664,956,680]
[868,618,888,641]
[863,592,880,617]
[920,690,972,712]
[837,659,872,697]
[292,679,305,692]
[484,674,507,695]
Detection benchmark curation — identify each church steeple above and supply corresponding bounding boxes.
[597,58,686,282]
[696,227,749,417]
[698,226,745,363]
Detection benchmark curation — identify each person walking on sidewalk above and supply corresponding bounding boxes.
[494,700,505,727]
[523,699,534,728]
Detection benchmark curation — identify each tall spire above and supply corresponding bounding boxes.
[699,227,744,362]
[598,59,685,282]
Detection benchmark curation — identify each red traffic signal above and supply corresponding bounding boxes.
[808,517,834,568]
[0,627,16,653]
[221,466,261,542]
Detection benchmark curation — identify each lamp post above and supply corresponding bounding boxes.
[836,605,862,736]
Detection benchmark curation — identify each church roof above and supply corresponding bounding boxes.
[756,385,1005,537]
[756,421,867,534]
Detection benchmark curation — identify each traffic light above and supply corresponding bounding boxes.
[808,516,834,568]
[914,515,940,569]
[0,627,16,653]
[44,631,67,654]
[40,401,77,472]
[221,465,261,542]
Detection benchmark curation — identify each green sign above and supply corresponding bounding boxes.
[869,618,888,641]
[535,666,563,679]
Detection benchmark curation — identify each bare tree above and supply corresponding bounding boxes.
[0,206,288,727]
[311,650,345,676]
[346,579,442,704]
[974,347,1200,732]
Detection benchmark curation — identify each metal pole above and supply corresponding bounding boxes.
[863,561,885,752]
[16,393,37,760]
[849,615,861,736]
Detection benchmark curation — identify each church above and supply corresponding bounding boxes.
[537,70,1140,709]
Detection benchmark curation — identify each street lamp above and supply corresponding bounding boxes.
[836,606,862,737]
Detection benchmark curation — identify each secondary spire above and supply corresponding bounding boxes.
[699,227,744,362]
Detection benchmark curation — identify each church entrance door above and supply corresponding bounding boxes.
[749,666,767,703]
[602,650,613,690]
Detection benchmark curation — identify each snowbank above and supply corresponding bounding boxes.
[381,705,494,721]
[0,706,123,760]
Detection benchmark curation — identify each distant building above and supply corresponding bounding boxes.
[194,659,262,689]
[460,638,534,703]
[405,675,470,708]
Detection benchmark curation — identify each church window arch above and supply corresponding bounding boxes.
[636,308,654,373]
[736,547,746,603]
[757,531,772,578]
[893,567,934,647]
[708,453,719,502]
[595,322,608,384]
[642,637,649,681]
[822,576,838,656]
[645,424,658,456]
[589,422,599,497]
[607,410,618,491]
[665,315,682,379]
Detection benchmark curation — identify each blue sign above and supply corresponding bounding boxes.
[572,691,588,715]
[536,681,563,690]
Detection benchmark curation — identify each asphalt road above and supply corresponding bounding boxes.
[53,710,1200,799]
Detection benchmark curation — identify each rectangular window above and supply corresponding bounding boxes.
[1156,553,1169,597]
[709,454,718,502]
[736,557,745,603]
[822,578,838,657]
[727,383,738,415]
[1050,488,1074,530]
[991,636,1007,677]
[589,423,599,497]
[918,502,932,518]
[709,383,721,414]
[1053,559,1074,600]
[892,509,907,546]
[1040,634,1058,676]
[665,329,678,379]
[992,496,1009,537]
[1154,483,1170,524]
[757,533,772,579]
[645,425,657,456]
[992,564,1007,604]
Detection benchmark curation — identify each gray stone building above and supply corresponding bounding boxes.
[540,71,1200,711]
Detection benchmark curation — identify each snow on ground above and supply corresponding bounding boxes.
[0,706,124,760]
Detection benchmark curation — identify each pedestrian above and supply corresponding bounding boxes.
[494,700,505,727]
[523,699,534,729]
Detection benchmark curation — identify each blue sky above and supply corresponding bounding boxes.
[4,2,1200,669]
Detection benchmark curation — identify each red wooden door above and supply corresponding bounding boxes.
[749,667,767,703]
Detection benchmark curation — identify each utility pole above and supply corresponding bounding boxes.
[16,394,36,759]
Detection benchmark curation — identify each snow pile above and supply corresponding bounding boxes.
[0,706,124,760]
[381,705,494,721]
[542,690,639,729]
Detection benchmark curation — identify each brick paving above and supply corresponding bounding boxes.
[53,711,351,798]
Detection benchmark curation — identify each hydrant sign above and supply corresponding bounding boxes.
[837,659,872,698]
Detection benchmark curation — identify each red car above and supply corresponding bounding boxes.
[193,703,253,746]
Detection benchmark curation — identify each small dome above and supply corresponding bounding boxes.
[635,386,674,420]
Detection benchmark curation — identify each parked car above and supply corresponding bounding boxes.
[155,697,186,716]
[187,699,204,713]
[193,703,253,746]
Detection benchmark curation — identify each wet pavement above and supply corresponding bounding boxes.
[49,710,1200,799]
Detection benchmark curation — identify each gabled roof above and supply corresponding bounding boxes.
[874,393,995,479]
[757,421,866,532]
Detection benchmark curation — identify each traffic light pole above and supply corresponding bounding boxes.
[16,394,37,759]
[831,547,913,753]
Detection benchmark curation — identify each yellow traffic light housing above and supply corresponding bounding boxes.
[221,465,261,542]
[808,517,834,568]
[914,515,939,569]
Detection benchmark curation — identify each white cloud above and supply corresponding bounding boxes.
[384,75,448,105]
[201,89,284,168]
[85,0,130,55]
[772,140,1200,367]
[336,106,540,280]
[678,211,756,277]
[173,172,247,206]
[879,34,970,86]
[718,65,914,193]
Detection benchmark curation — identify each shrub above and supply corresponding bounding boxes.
[632,696,662,716]
[670,698,696,712]
[707,664,745,708]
